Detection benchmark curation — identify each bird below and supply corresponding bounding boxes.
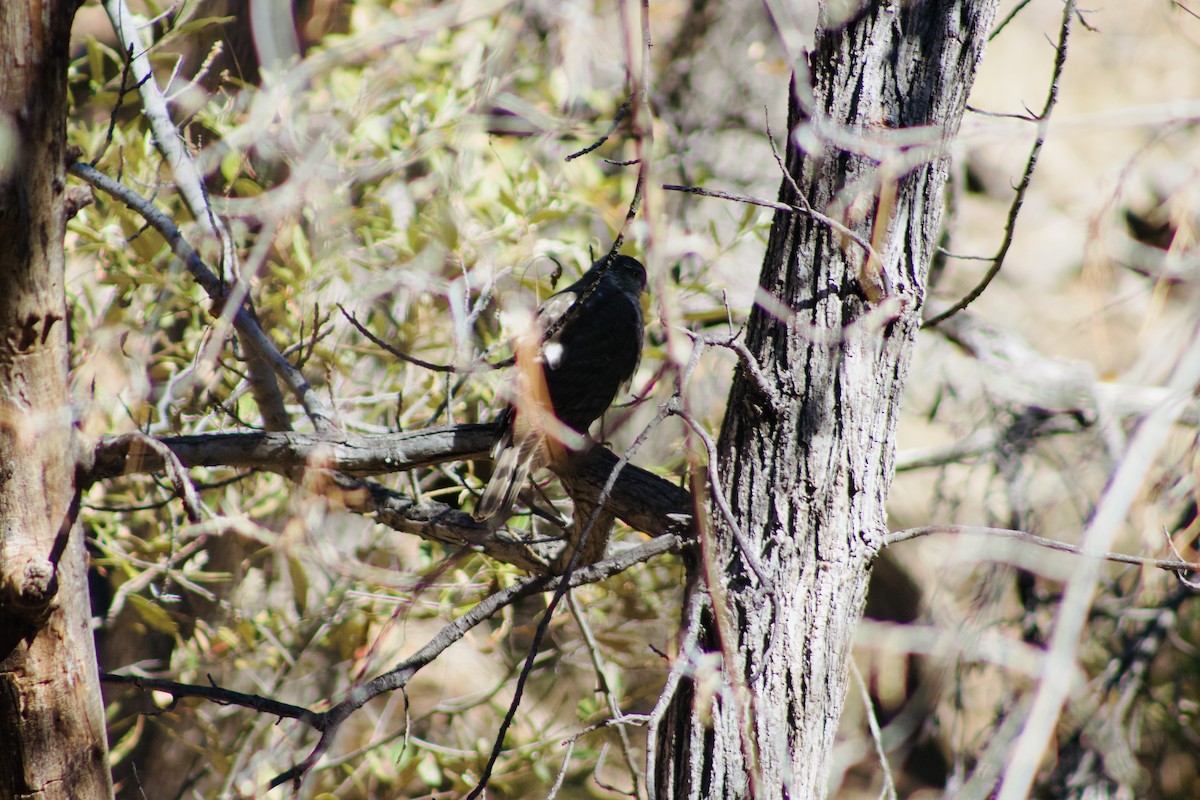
[473,254,647,522]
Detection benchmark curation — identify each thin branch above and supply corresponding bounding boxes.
[90,50,145,167]
[645,591,703,800]
[338,304,509,373]
[850,661,897,800]
[266,533,685,790]
[885,524,1200,577]
[895,416,1089,473]
[688,331,781,411]
[663,183,794,214]
[998,305,1200,799]
[68,162,336,432]
[94,432,203,523]
[924,0,1073,327]
[1173,1,1200,21]
[547,738,579,800]
[101,672,319,723]
[568,594,643,798]
[673,404,772,590]
[662,183,881,265]
[989,0,1035,41]
[102,0,234,268]
[1162,527,1200,589]
[565,95,633,161]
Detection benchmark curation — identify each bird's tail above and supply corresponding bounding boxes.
[473,430,542,522]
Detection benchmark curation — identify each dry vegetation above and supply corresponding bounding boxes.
[61,0,1200,797]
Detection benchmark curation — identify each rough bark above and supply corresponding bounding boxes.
[654,2,1000,798]
[0,2,114,798]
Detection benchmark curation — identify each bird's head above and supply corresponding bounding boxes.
[603,254,647,296]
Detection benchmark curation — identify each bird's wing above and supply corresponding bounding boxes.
[535,290,578,369]
[536,290,578,331]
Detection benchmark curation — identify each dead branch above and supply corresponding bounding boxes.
[885,525,1200,580]
[68,162,336,433]
[83,424,695,573]
[924,0,1074,327]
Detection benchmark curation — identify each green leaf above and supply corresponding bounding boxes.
[128,594,179,636]
[287,553,309,616]
[417,753,442,787]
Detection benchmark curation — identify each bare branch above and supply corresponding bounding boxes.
[885,524,1200,577]
[662,183,881,266]
[673,406,772,590]
[68,162,336,432]
[565,95,633,161]
[102,0,234,267]
[338,304,510,373]
[267,533,685,790]
[100,672,319,725]
[568,594,643,796]
[849,662,897,800]
[84,425,496,485]
[924,0,1074,327]
[84,424,694,572]
[91,433,203,523]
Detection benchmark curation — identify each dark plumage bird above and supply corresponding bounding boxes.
[473,254,647,522]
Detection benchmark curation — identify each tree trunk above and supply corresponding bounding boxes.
[0,2,114,798]
[654,2,1000,798]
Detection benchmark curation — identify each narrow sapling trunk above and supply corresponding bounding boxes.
[654,2,1001,798]
[0,2,115,797]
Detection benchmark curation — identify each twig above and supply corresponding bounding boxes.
[662,183,881,265]
[102,0,234,269]
[997,281,1200,799]
[688,331,781,411]
[850,661,897,800]
[1162,527,1200,588]
[924,0,1073,327]
[885,524,1200,576]
[337,303,509,373]
[549,714,653,798]
[1173,1,1200,22]
[546,738,578,800]
[101,672,320,724]
[90,50,146,167]
[266,533,684,790]
[672,404,772,590]
[98,432,203,523]
[663,183,793,214]
[565,95,633,161]
[989,0,1035,40]
[568,594,643,797]
[68,162,336,432]
[645,590,702,800]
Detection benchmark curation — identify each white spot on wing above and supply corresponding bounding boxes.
[542,341,564,369]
